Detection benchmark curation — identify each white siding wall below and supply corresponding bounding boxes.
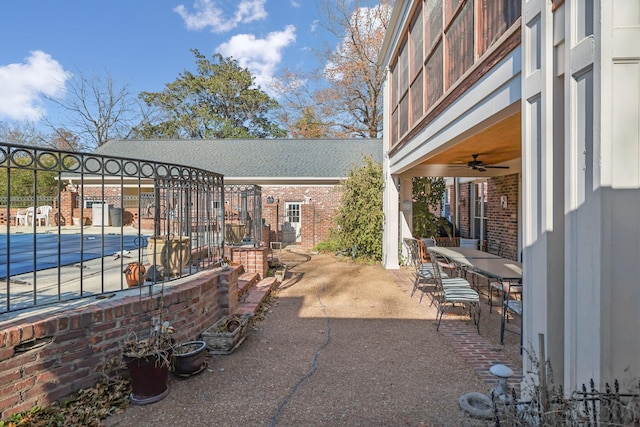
[599,0,640,385]
[563,0,640,390]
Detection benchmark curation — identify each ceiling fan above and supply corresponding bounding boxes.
[465,154,510,172]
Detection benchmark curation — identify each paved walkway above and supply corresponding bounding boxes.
[388,269,523,393]
[105,252,523,426]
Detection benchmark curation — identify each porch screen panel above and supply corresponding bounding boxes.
[410,5,423,79]
[410,70,424,125]
[445,0,474,89]
[478,0,522,56]
[425,0,443,52]
[426,42,444,111]
[391,62,398,107]
[391,108,398,145]
[398,39,409,137]
[399,94,409,136]
[444,0,463,24]
[410,5,424,125]
[390,62,398,145]
[398,40,409,97]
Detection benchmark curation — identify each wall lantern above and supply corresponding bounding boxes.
[266,196,275,204]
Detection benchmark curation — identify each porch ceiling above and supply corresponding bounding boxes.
[407,112,522,178]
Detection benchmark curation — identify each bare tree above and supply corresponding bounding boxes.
[45,70,148,149]
[275,0,391,138]
[319,0,391,138]
[0,121,47,146]
[48,128,83,152]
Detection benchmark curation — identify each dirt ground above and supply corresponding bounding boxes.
[104,249,522,427]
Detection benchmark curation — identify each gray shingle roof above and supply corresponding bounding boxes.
[94,138,382,180]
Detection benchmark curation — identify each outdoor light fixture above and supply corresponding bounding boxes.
[266,196,274,204]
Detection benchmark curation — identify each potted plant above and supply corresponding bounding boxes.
[201,314,252,355]
[123,320,175,405]
[173,340,207,377]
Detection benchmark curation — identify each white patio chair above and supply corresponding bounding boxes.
[15,208,31,226]
[16,206,36,227]
[35,205,53,226]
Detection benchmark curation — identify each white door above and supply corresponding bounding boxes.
[471,181,487,241]
[284,202,301,243]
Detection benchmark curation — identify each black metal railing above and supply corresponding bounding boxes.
[223,184,262,245]
[0,142,225,314]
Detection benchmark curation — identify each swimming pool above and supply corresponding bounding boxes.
[0,233,148,279]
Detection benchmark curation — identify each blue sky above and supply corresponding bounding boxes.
[0,0,335,123]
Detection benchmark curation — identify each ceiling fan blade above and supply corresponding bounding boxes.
[484,165,510,169]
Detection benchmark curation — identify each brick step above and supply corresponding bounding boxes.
[237,272,260,297]
[236,277,278,316]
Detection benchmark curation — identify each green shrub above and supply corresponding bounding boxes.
[332,155,383,261]
[313,239,341,253]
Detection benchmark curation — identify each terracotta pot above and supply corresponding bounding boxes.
[123,262,146,287]
[124,353,171,404]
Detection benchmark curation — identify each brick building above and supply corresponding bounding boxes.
[91,138,382,249]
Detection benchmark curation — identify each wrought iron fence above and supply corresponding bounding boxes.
[223,184,262,245]
[495,378,640,426]
[0,142,225,314]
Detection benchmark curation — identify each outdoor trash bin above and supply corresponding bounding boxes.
[110,207,123,227]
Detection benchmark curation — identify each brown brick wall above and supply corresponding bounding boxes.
[261,186,342,249]
[450,175,519,258]
[0,268,243,420]
[229,246,269,279]
[458,183,471,237]
[486,174,519,259]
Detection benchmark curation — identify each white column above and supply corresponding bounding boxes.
[522,0,563,387]
[382,68,400,269]
[382,153,400,269]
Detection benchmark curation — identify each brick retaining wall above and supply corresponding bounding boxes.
[0,267,243,420]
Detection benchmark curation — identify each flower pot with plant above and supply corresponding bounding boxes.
[123,320,175,405]
[201,314,252,355]
[173,340,207,377]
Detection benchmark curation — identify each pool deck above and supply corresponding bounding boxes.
[0,224,172,320]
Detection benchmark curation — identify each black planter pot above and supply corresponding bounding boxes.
[124,353,171,405]
[173,340,207,377]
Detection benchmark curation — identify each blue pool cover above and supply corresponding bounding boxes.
[0,233,148,279]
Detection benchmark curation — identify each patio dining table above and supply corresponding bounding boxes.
[429,246,523,345]
[470,257,523,346]
[427,246,501,268]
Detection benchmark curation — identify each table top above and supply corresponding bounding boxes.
[428,246,502,265]
[469,257,523,281]
[428,246,522,280]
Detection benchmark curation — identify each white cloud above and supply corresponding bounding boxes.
[174,0,267,33]
[290,0,300,7]
[0,51,71,121]
[216,25,296,90]
[310,19,319,33]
